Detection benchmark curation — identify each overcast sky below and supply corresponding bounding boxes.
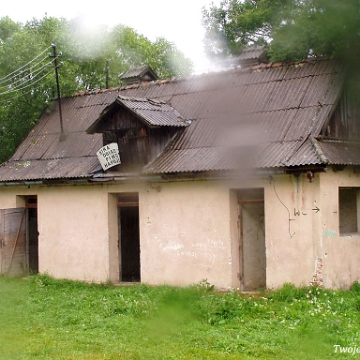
[1,0,222,74]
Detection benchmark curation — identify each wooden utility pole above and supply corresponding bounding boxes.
[50,44,65,141]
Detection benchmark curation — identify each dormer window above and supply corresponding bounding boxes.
[119,65,158,86]
[87,95,190,173]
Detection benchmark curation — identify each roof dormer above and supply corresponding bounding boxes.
[119,65,158,86]
[87,95,189,172]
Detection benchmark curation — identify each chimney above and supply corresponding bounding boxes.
[119,65,158,86]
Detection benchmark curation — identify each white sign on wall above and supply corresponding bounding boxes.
[96,142,121,171]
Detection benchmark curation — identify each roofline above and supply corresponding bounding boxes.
[66,57,338,100]
[0,178,92,187]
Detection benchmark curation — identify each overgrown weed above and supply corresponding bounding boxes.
[2,275,360,359]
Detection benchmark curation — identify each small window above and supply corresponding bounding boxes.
[339,187,360,234]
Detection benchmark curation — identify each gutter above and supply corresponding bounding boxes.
[90,173,163,182]
[0,178,91,187]
[255,166,328,176]
[0,181,44,187]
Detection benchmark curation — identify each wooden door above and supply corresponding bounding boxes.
[0,208,27,276]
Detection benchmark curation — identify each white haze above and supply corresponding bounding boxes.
[1,0,222,74]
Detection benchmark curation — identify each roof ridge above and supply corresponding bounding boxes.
[68,58,336,99]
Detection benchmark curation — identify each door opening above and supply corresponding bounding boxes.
[26,197,38,273]
[238,188,266,291]
[117,193,140,282]
[0,208,26,276]
[0,196,38,276]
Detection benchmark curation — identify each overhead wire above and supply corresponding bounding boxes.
[0,57,59,93]
[0,78,54,107]
[0,53,53,88]
[0,67,55,96]
[0,46,61,98]
[0,46,52,85]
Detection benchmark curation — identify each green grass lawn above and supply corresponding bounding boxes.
[1,275,359,359]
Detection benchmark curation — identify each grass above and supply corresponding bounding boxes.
[1,275,360,359]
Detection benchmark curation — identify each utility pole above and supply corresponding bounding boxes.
[50,44,65,141]
[105,60,110,89]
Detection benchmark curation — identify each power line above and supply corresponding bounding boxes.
[0,46,52,84]
[0,58,57,92]
[0,67,55,96]
[0,53,53,88]
[0,46,61,98]
[0,77,54,107]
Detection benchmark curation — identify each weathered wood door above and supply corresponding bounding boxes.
[0,208,27,276]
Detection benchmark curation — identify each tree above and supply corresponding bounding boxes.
[0,16,193,163]
[270,0,360,66]
[202,0,360,68]
[202,0,292,59]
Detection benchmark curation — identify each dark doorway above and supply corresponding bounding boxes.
[238,188,266,291]
[118,193,140,282]
[26,197,38,273]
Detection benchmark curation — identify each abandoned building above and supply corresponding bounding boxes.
[0,58,360,290]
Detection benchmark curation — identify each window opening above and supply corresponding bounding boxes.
[339,187,360,235]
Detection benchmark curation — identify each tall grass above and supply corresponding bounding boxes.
[1,275,359,359]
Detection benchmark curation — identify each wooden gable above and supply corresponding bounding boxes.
[88,98,187,173]
[323,87,360,140]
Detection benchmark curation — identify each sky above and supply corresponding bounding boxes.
[1,0,222,74]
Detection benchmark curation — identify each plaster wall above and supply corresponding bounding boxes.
[38,185,111,282]
[140,180,234,289]
[263,173,320,288]
[0,167,359,289]
[0,184,113,282]
[318,167,360,289]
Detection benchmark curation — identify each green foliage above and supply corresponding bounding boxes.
[203,0,360,67]
[2,275,360,359]
[269,0,360,64]
[202,0,292,59]
[0,16,193,164]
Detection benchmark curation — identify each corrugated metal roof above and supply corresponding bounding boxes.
[0,90,115,182]
[116,96,189,127]
[0,58,348,181]
[121,60,343,174]
[318,140,360,165]
[120,66,151,79]
[237,46,267,61]
[0,157,99,181]
[119,65,158,81]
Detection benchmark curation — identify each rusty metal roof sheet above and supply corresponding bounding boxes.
[121,60,343,174]
[0,58,347,181]
[120,65,158,81]
[116,96,189,127]
[0,90,115,182]
[317,140,360,165]
[237,46,267,61]
[0,157,100,182]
